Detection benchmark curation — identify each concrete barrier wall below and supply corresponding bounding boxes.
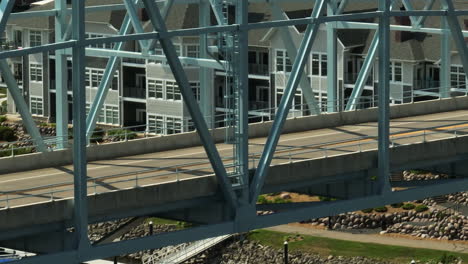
[1,96,468,174]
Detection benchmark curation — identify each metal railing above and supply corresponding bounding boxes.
[0,122,467,209]
[142,234,232,264]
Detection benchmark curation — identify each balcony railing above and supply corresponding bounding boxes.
[123,86,146,99]
[123,57,146,64]
[0,40,21,51]
[248,63,269,76]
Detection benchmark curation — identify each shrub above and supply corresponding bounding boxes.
[318,196,338,202]
[0,126,16,141]
[0,115,6,123]
[391,203,403,208]
[272,197,292,204]
[414,204,429,212]
[361,208,373,213]
[108,129,136,140]
[90,127,104,143]
[257,195,269,204]
[0,147,33,157]
[374,206,388,213]
[438,253,458,264]
[402,203,416,210]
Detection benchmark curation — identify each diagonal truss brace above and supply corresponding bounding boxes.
[249,0,327,205]
[346,1,397,111]
[0,60,46,152]
[402,0,436,29]
[86,0,173,140]
[270,4,321,115]
[0,0,15,33]
[123,0,150,53]
[141,0,238,209]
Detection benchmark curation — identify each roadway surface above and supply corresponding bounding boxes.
[1,109,468,208]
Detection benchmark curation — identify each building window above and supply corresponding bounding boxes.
[186,45,199,58]
[29,30,41,47]
[13,30,22,47]
[148,115,182,135]
[166,81,181,101]
[30,63,42,82]
[451,66,466,89]
[85,33,113,49]
[104,105,119,125]
[148,79,164,99]
[389,61,403,82]
[190,81,200,101]
[275,49,292,72]
[311,53,327,76]
[30,97,43,116]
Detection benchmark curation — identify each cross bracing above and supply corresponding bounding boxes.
[0,0,467,263]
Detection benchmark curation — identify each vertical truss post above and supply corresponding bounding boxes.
[236,0,250,204]
[249,0,326,204]
[199,0,214,128]
[270,4,320,115]
[440,9,451,98]
[346,1,397,111]
[55,0,68,149]
[141,0,238,209]
[0,60,46,152]
[335,0,349,16]
[443,0,468,92]
[377,0,391,194]
[327,0,337,112]
[71,0,90,252]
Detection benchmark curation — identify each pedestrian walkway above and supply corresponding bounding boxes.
[266,225,468,254]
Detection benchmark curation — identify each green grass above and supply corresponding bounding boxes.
[248,230,468,263]
[145,217,193,230]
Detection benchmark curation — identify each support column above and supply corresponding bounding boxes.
[199,0,214,128]
[440,14,451,98]
[377,0,391,194]
[71,0,90,253]
[326,0,337,112]
[236,0,250,204]
[55,0,68,149]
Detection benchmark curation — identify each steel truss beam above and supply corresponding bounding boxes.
[55,0,68,149]
[270,3,321,115]
[71,0,90,252]
[10,177,468,264]
[249,0,326,204]
[0,0,15,33]
[141,0,238,209]
[377,0,391,194]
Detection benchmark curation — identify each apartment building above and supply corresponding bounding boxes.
[3,0,468,135]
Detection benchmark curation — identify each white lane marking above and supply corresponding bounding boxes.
[1,111,467,185]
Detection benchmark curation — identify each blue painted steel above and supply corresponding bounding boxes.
[141,0,238,209]
[0,60,46,152]
[440,14,451,98]
[249,0,326,204]
[270,4,321,115]
[55,0,68,149]
[0,0,15,33]
[327,0,338,112]
[377,0,391,194]
[71,0,90,252]
[122,0,150,52]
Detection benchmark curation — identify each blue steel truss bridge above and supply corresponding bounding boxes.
[0,0,467,263]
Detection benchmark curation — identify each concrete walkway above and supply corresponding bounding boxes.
[266,225,468,254]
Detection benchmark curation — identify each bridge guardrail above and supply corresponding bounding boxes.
[0,122,467,209]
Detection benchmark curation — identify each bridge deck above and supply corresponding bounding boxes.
[0,109,467,208]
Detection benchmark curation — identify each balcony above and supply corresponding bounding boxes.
[123,57,146,65]
[123,86,146,99]
[248,63,269,76]
[0,40,21,51]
